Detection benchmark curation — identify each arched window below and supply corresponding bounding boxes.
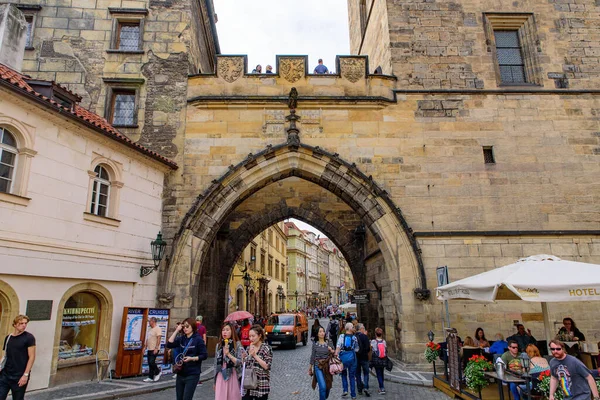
[90,165,110,217]
[0,128,18,194]
[59,292,101,360]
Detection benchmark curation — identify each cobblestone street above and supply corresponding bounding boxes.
[123,319,448,400]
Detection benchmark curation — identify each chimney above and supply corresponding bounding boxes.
[0,4,27,72]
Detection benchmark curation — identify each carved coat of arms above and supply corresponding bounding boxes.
[279,58,305,83]
[340,58,366,83]
[218,57,244,83]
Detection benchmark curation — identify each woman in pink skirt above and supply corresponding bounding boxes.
[214,322,244,399]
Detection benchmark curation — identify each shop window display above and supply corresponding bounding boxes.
[59,292,100,360]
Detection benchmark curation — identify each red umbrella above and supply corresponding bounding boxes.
[224,310,253,322]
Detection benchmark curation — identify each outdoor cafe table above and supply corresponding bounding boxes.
[484,371,527,400]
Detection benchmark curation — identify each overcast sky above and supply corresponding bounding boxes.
[214,1,348,238]
[213,0,350,73]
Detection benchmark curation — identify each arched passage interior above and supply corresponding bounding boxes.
[161,143,429,358]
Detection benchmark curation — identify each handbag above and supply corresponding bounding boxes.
[385,357,393,372]
[328,355,344,375]
[242,361,258,390]
[0,335,11,371]
[172,337,192,374]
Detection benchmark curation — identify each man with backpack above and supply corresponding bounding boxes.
[355,323,371,397]
[335,323,359,399]
[326,315,339,344]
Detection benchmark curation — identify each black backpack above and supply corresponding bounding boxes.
[329,321,338,341]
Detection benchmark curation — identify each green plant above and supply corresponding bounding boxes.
[537,370,564,400]
[425,341,441,363]
[464,354,493,393]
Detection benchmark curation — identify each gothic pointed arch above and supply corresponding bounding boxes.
[160,142,429,356]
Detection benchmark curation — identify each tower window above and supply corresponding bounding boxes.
[483,146,495,164]
[494,31,525,84]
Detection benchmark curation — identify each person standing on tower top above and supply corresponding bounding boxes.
[313,59,329,74]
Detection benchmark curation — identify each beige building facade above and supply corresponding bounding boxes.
[227,223,287,316]
[5,0,600,368]
[0,58,175,389]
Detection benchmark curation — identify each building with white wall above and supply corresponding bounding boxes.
[0,61,176,389]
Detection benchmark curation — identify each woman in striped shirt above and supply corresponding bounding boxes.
[308,326,335,399]
[242,325,273,400]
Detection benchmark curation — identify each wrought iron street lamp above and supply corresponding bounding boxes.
[140,232,167,277]
[276,285,284,312]
[428,330,435,342]
[294,290,298,310]
[243,272,252,312]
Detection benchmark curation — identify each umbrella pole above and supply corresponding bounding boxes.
[541,302,552,352]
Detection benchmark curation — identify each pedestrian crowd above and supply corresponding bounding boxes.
[0,310,392,400]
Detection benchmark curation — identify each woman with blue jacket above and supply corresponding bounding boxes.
[167,317,208,400]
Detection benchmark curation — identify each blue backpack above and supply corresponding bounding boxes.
[339,334,356,366]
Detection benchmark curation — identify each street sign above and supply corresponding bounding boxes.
[351,293,370,304]
[436,266,449,287]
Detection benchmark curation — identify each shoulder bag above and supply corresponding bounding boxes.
[173,338,192,374]
[241,359,258,390]
[329,355,344,375]
[0,335,11,371]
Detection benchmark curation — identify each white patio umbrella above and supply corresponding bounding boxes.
[436,254,600,344]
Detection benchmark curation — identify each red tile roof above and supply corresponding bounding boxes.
[0,63,177,169]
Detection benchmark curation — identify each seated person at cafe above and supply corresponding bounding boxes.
[526,344,549,373]
[474,327,490,348]
[557,317,585,356]
[489,333,508,356]
[460,336,478,357]
[517,344,550,397]
[502,340,524,400]
[557,317,585,341]
[507,323,536,352]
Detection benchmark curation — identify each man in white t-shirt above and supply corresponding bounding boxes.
[143,317,162,382]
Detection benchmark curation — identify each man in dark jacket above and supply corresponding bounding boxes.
[355,323,371,396]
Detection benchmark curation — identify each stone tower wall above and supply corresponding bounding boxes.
[14,0,217,158]
[350,0,600,89]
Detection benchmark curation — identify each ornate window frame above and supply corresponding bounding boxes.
[84,155,123,226]
[483,13,543,87]
[0,118,37,206]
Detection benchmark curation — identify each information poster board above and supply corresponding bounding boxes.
[115,307,148,378]
[141,309,173,375]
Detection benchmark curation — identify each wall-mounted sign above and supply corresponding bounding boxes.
[26,300,53,321]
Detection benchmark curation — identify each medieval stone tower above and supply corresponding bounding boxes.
[9,0,600,365]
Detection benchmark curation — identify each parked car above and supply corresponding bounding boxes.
[265,313,309,349]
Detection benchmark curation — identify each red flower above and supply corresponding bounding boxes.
[538,370,551,380]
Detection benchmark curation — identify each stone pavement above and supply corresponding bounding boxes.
[19,320,447,399]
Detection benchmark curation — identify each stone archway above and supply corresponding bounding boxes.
[0,280,20,347]
[160,142,429,358]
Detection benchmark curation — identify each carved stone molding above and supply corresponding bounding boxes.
[217,57,244,83]
[279,58,305,83]
[340,58,366,83]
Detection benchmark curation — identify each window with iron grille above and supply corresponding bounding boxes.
[483,147,495,164]
[24,16,34,48]
[110,90,136,126]
[494,30,525,84]
[0,128,17,194]
[117,22,140,51]
[90,165,110,217]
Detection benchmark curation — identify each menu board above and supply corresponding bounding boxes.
[447,331,461,391]
[142,309,173,375]
[123,308,144,350]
